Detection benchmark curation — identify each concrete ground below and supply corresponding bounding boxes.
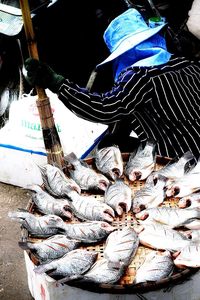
[0,182,33,300]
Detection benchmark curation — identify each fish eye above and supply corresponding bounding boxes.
[112,168,121,177]
[174,186,180,196]
[134,171,142,180]
[185,198,191,207]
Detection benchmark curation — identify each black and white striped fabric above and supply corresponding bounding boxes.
[58,56,200,159]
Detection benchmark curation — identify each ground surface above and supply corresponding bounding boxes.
[0,182,33,300]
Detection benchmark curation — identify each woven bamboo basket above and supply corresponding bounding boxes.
[21,154,199,294]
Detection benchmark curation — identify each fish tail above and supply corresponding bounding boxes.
[27,184,42,193]
[33,263,51,274]
[64,152,78,163]
[146,138,157,147]
[37,164,47,176]
[18,241,34,250]
[183,151,195,162]
[8,210,29,220]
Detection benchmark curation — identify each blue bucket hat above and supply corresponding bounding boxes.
[97,8,167,67]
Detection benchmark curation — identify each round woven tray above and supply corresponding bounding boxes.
[22,154,198,294]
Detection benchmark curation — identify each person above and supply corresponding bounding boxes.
[24,8,200,160]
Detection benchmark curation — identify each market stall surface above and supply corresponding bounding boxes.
[0,182,33,300]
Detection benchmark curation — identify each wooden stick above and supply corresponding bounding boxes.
[19,0,64,168]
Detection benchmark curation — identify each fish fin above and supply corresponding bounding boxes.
[37,165,53,189]
[8,210,28,220]
[56,275,82,284]
[33,264,55,274]
[107,261,122,270]
[129,144,142,159]
[37,164,47,177]
[183,151,196,173]
[17,207,29,212]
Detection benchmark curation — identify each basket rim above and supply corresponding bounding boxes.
[22,153,199,294]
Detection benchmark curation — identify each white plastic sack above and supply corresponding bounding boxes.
[8,89,108,158]
[187,0,200,39]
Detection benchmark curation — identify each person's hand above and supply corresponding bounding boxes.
[24,58,65,93]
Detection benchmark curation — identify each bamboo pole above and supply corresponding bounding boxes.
[19,0,64,168]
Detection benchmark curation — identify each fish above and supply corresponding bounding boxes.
[136,221,191,252]
[64,152,110,191]
[8,210,64,238]
[146,151,195,186]
[38,163,81,197]
[182,229,200,242]
[132,175,167,213]
[124,139,157,181]
[178,191,200,209]
[18,234,80,263]
[80,258,124,284]
[66,190,115,222]
[165,173,200,198]
[94,145,124,181]
[134,250,174,284]
[33,249,98,282]
[104,227,139,269]
[55,220,116,243]
[104,179,132,215]
[29,185,72,219]
[135,206,200,229]
[173,243,200,268]
[165,157,200,198]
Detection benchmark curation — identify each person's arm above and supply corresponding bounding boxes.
[24,58,150,124]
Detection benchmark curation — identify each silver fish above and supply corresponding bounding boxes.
[174,243,200,268]
[136,221,191,252]
[38,163,81,197]
[67,190,115,222]
[178,191,200,209]
[19,234,80,263]
[29,185,72,219]
[104,227,139,268]
[34,249,98,281]
[64,152,110,191]
[134,250,174,284]
[104,179,132,215]
[135,206,200,229]
[132,175,167,213]
[125,139,157,181]
[81,258,124,284]
[95,145,124,181]
[55,220,116,243]
[165,173,200,198]
[182,229,200,242]
[146,151,194,186]
[166,158,200,198]
[8,210,64,237]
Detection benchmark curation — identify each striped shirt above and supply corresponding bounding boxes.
[58,56,200,159]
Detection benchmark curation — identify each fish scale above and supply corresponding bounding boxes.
[18,234,80,263]
[134,250,174,284]
[64,152,110,191]
[67,190,115,222]
[95,146,124,181]
[104,179,132,215]
[33,249,98,281]
[125,139,157,181]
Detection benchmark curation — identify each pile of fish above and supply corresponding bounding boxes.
[8,140,200,287]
